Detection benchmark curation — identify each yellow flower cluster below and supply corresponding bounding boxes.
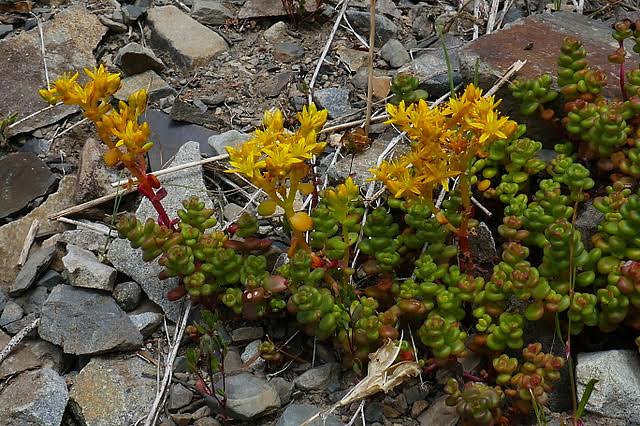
[226,103,328,214]
[371,84,518,200]
[39,65,153,181]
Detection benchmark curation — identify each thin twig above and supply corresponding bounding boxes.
[364,0,376,135]
[48,186,136,221]
[144,302,191,426]
[0,317,40,365]
[308,0,351,105]
[47,118,89,144]
[56,217,118,237]
[484,59,527,97]
[111,153,230,187]
[486,0,500,34]
[18,219,39,266]
[472,0,480,40]
[31,12,49,88]
[8,102,63,129]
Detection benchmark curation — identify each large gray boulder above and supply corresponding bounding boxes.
[39,285,142,355]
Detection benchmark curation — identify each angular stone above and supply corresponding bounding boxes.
[144,109,216,171]
[115,70,176,102]
[417,395,459,426]
[264,21,292,45]
[241,339,265,372]
[23,338,65,373]
[0,6,106,135]
[276,404,344,426]
[294,362,341,391]
[113,281,142,311]
[0,152,57,219]
[380,39,410,68]
[336,46,369,73]
[59,227,111,253]
[39,285,143,355]
[0,300,23,328]
[99,15,128,33]
[147,5,228,68]
[0,368,68,426]
[270,377,294,406]
[208,129,250,156]
[206,373,280,419]
[129,311,163,337]
[169,383,193,410]
[76,137,123,202]
[63,245,117,291]
[258,72,294,98]
[231,326,264,342]
[0,330,41,380]
[170,97,226,128]
[345,9,398,45]
[0,176,77,289]
[115,42,165,75]
[458,12,633,138]
[36,270,64,288]
[576,350,640,421]
[273,42,304,63]
[398,50,462,98]
[108,142,209,321]
[191,0,234,26]
[313,88,354,119]
[238,0,318,19]
[0,24,12,39]
[69,355,157,426]
[11,245,56,296]
[15,286,49,315]
[122,4,147,23]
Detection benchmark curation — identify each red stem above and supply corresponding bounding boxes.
[620,41,628,101]
[137,181,176,230]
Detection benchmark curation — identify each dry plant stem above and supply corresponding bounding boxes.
[57,216,118,237]
[486,0,500,34]
[18,219,39,266]
[308,0,351,105]
[48,186,136,221]
[110,153,231,187]
[8,102,63,130]
[472,0,479,39]
[0,317,40,365]
[364,0,376,135]
[144,302,191,426]
[31,12,49,88]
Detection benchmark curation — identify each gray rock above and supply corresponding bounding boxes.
[270,377,294,405]
[403,382,430,405]
[0,301,23,328]
[231,326,264,342]
[170,97,226,127]
[15,286,49,315]
[223,203,245,222]
[11,245,56,296]
[576,350,640,421]
[75,138,123,203]
[0,24,12,39]
[0,7,106,135]
[0,330,41,380]
[294,362,341,391]
[273,42,304,63]
[264,21,291,44]
[23,339,65,373]
[0,288,7,312]
[313,88,354,119]
[115,42,165,76]
[345,9,398,44]
[0,368,68,426]
[241,339,265,371]
[115,70,176,102]
[169,383,194,410]
[417,395,459,426]
[208,130,250,156]
[113,281,142,311]
[398,50,462,99]
[276,404,344,426]
[39,285,143,355]
[469,222,497,266]
[99,15,128,33]
[576,201,605,248]
[147,5,228,68]
[223,349,243,374]
[4,313,38,335]
[108,142,208,321]
[69,355,157,426]
[63,245,117,291]
[547,411,628,426]
[0,176,77,289]
[122,4,147,23]
[191,0,234,25]
[194,418,221,426]
[60,228,111,254]
[238,0,318,19]
[0,152,58,219]
[129,311,163,337]
[206,373,280,419]
[365,401,384,422]
[380,39,410,68]
[37,270,64,288]
[111,10,125,23]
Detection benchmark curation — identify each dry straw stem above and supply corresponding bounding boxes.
[18,219,39,266]
[144,302,191,426]
[364,0,376,135]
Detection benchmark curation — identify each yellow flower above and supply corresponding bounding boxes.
[84,65,121,99]
[297,103,328,137]
[263,108,284,133]
[470,110,510,144]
